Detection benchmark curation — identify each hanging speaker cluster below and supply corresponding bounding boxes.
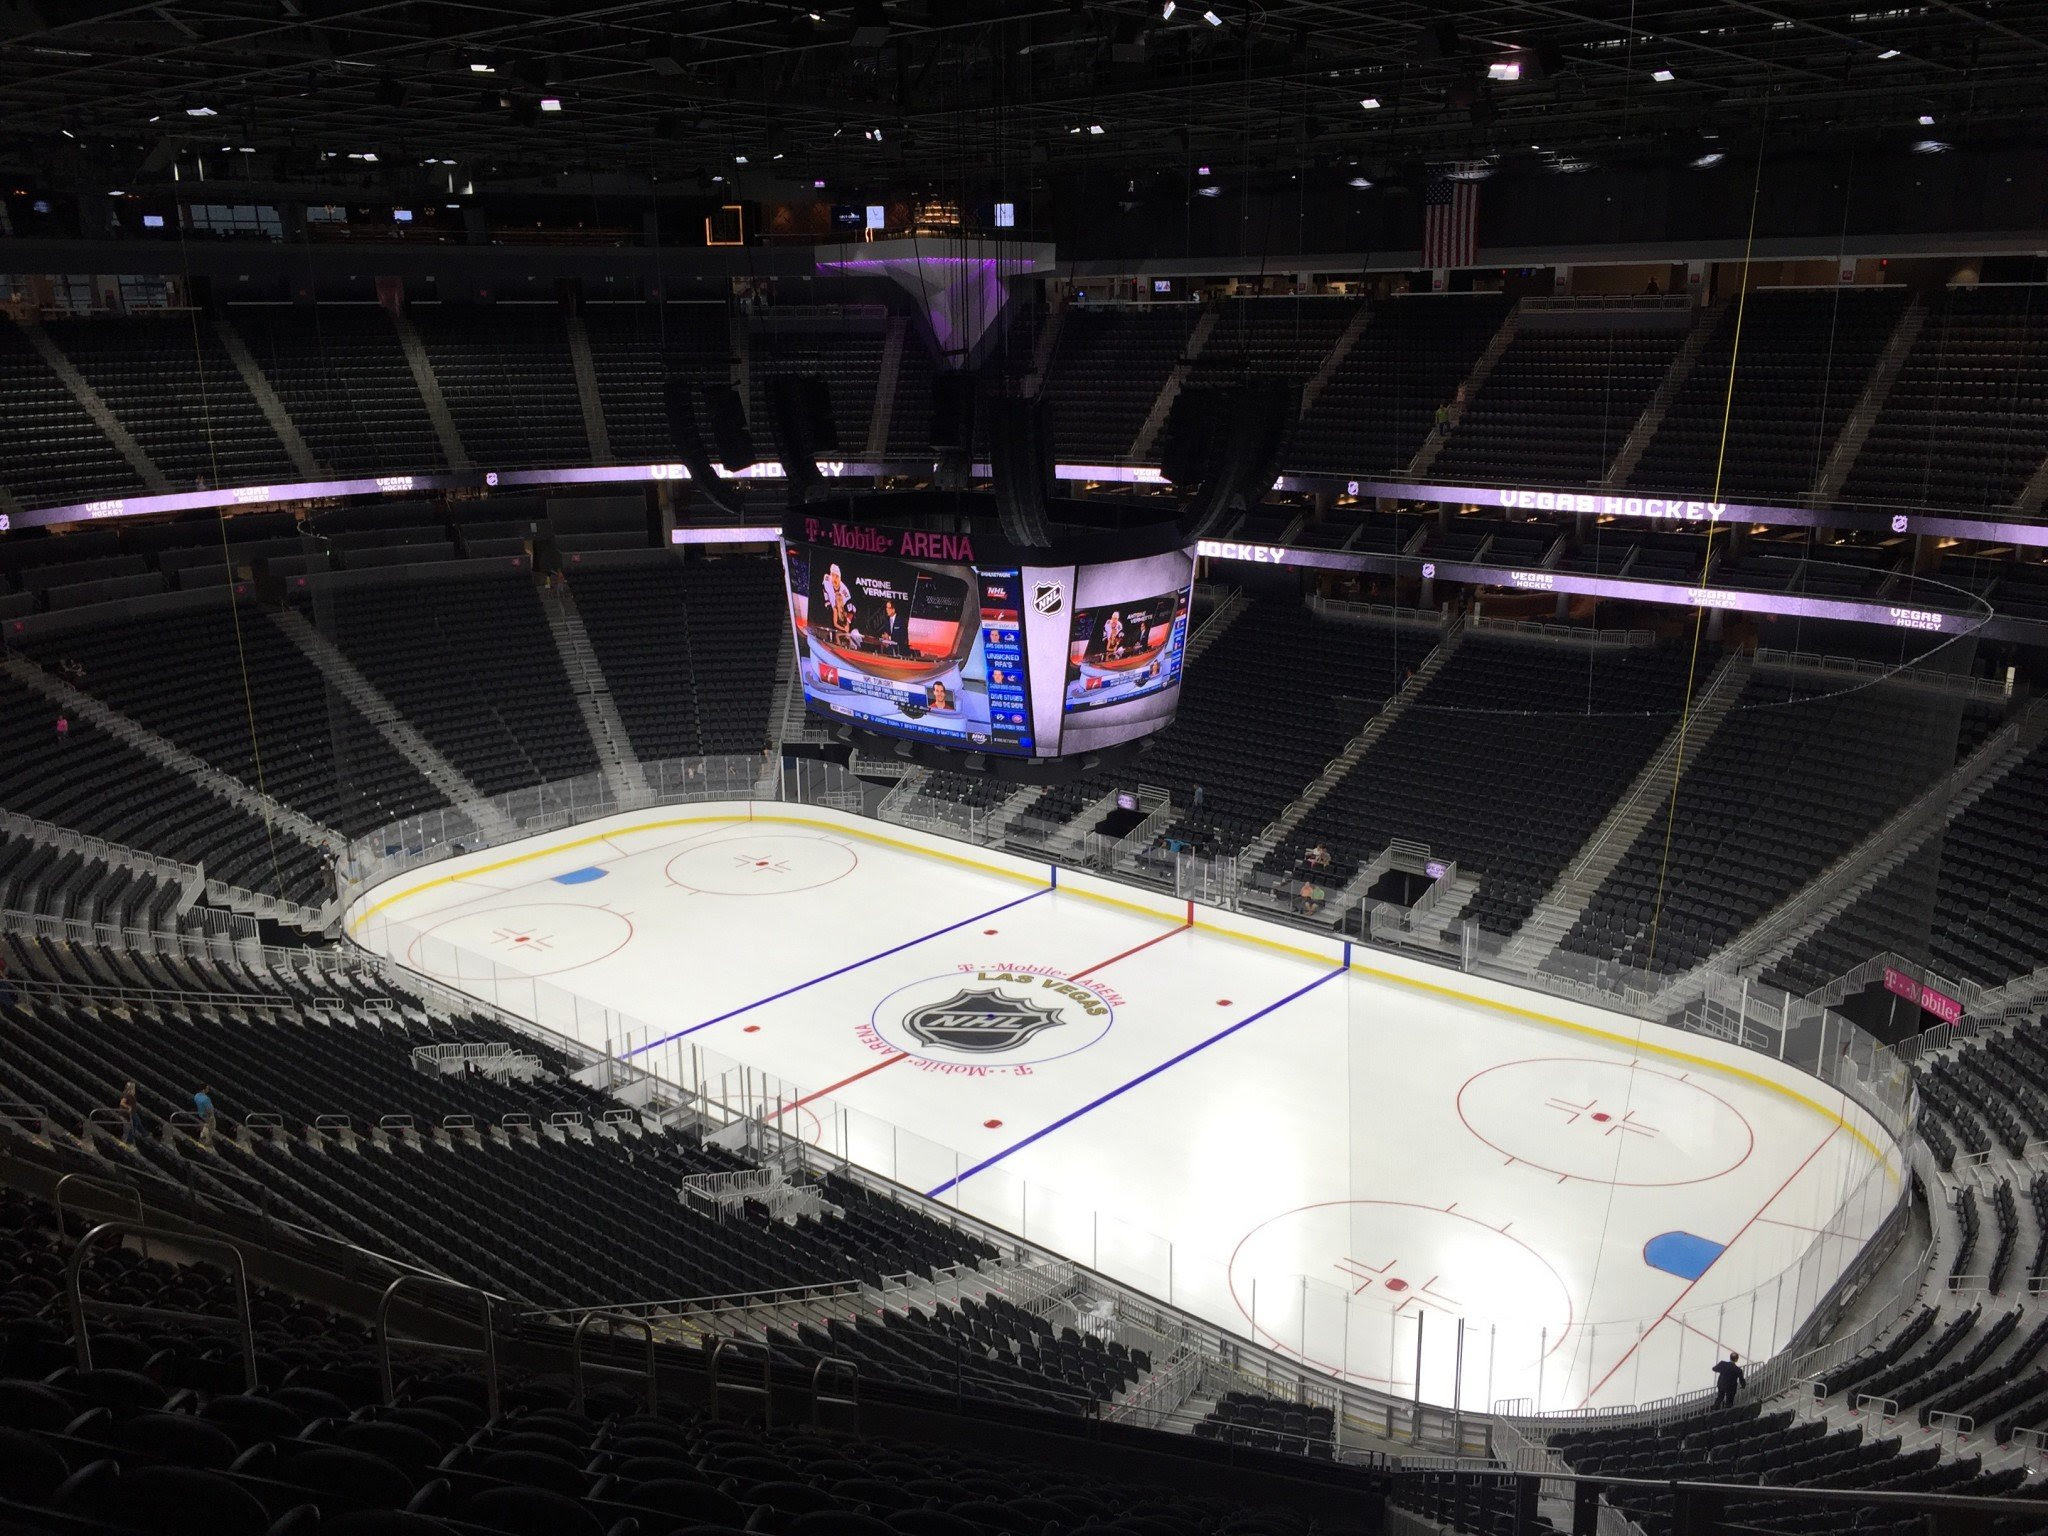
[987,393,1054,548]
[765,373,839,506]
[1171,376,1300,540]
[660,374,744,517]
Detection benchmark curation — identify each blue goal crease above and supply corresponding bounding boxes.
[623,883,1055,1058]
[925,957,1351,1199]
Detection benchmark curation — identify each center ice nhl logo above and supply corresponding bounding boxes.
[869,967,1120,1067]
[1032,581,1064,616]
[903,986,1066,1054]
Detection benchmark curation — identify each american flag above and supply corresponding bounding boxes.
[1423,164,1482,270]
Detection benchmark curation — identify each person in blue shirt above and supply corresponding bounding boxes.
[192,1085,216,1144]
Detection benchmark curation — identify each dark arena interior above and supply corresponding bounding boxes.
[7,4,2048,1534]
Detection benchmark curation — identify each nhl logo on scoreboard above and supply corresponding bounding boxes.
[1032,581,1065,615]
[902,987,1066,1054]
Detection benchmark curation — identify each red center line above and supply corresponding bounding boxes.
[1071,904,1195,980]
[772,906,1195,1118]
[1577,1123,1840,1408]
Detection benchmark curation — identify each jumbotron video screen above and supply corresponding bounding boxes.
[781,516,1195,761]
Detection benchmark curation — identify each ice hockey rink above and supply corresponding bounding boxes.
[345,803,1901,1414]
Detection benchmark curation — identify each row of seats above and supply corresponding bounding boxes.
[0,1184,1377,1536]
[1264,634,1698,936]
[1770,727,2048,995]
[1634,290,1906,503]
[5,291,2048,514]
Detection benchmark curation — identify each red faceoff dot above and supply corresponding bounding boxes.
[1591,1112,1612,1122]
[1384,1277,1409,1293]
[983,1119,1004,1129]
[983,928,998,935]
[1216,998,1233,1006]
[742,1025,761,1033]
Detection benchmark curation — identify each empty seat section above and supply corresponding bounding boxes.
[297,569,597,794]
[228,304,445,474]
[42,313,295,490]
[409,304,590,468]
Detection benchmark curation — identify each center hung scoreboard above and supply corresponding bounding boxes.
[780,499,1197,771]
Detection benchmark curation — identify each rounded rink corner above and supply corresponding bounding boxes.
[342,798,1904,1414]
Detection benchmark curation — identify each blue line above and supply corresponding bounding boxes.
[625,884,1053,1057]
[925,958,1349,1199]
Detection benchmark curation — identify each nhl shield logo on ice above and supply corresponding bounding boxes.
[902,986,1067,1053]
[869,966,1120,1067]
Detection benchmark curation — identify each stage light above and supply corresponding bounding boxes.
[1918,113,1934,125]
[1691,151,1725,167]
[734,154,749,163]
[1913,138,1948,154]
[541,96,562,111]
[1878,48,1901,59]
[1487,60,1520,81]
[142,213,164,227]
[1196,163,1210,174]
[393,208,413,222]
[1162,1,1175,14]
[813,177,827,187]
[1652,67,1675,81]
[1347,175,1372,188]
[1088,123,1105,135]
[59,128,74,139]
[186,106,217,117]
[469,62,494,73]
[1359,97,1380,109]
[1202,9,1221,25]
[1196,183,1221,197]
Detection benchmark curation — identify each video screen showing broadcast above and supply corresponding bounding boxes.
[1063,586,1192,714]
[783,542,1035,755]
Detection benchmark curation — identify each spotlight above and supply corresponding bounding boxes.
[1917,113,1934,125]
[1196,183,1221,197]
[1202,9,1222,25]
[186,106,217,117]
[1912,138,1948,154]
[540,96,562,111]
[1878,48,1901,59]
[1486,60,1521,81]
[1347,175,1372,188]
[1087,123,1105,135]
[1691,151,1725,167]
[1652,67,1675,82]
[1162,0,1175,14]
[469,62,495,73]
[1359,97,1381,109]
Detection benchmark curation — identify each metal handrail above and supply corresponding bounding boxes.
[54,1172,146,1256]
[571,1311,657,1415]
[67,1220,258,1390]
[708,1335,773,1426]
[811,1356,860,1429]
[375,1272,501,1419]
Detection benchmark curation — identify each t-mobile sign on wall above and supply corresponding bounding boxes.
[1883,965,1965,1026]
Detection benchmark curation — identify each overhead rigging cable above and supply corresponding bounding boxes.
[1644,101,1773,980]
[174,178,291,897]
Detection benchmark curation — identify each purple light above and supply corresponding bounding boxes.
[1193,537,1990,637]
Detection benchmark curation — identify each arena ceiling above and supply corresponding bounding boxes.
[1,1,2045,197]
